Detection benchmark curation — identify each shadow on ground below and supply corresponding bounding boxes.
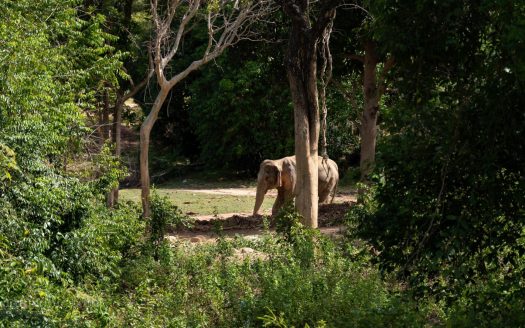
[167,202,354,243]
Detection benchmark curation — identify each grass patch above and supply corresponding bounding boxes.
[119,175,356,216]
[120,188,275,215]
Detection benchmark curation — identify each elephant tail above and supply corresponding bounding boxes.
[330,180,338,204]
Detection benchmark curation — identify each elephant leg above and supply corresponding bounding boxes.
[283,189,294,203]
[319,187,331,204]
[272,188,285,216]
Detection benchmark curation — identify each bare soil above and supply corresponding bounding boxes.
[184,188,356,219]
[118,123,355,243]
[168,198,354,243]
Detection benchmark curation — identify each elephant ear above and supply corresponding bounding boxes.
[276,167,282,187]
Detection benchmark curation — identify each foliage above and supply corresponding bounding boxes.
[0,143,19,188]
[114,227,428,327]
[188,46,294,170]
[350,0,525,322]
[0,0,125,166]
[151,14,359,172]
[0,1,145,326]
[2,0,524,325]
[0,170,145,325]
[274,202,303,241]
[91,143,129,193]
[148,191,193,252]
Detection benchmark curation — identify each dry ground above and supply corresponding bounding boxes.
[121,181,356,243]
[166,188,356,243]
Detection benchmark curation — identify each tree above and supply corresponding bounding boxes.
[350,41,393,182]
[352,0,525,311]
[280,0,342,228]
[332,6,394,182]
[79,0,154,207]
[107,0,154,207]
[140,0,276,217]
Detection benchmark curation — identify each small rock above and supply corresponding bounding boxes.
[232,247,268,262]
[244,235,260,242]
[239,247,254,254]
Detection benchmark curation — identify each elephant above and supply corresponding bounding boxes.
[253,155,339,216]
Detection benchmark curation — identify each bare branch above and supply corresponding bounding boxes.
[162,0,200,66]
[141,0,278,216]
[152,0,278,87]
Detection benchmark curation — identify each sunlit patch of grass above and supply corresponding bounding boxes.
[119,188,275,216]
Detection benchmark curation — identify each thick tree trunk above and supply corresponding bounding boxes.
[286,26,320,228]
[281,0,339,228]
[360,40,380,182]
[140,87,170,217]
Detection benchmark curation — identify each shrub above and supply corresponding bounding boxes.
[149,191,193,247]
[116,223,429,327]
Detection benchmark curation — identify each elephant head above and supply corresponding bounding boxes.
[253,160,282,216]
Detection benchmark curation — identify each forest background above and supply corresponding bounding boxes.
[0,0,524,326]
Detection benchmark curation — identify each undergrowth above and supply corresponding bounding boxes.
[110,206,430,327]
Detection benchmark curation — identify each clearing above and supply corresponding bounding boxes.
[120,178,356,242]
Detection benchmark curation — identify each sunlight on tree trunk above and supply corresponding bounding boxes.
[141,87,169,217]
[348,40,394,184]
[108,94,124,207]
[281,0,340,228]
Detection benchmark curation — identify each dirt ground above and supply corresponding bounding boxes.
[167,188,356,243]
[183,188,356,219]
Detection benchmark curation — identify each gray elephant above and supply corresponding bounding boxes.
[253,155,339,216]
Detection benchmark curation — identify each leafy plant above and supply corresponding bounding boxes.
[351,1,525,322]
[148,191,193,255]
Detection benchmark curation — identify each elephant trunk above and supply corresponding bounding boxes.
[253,182,267,216]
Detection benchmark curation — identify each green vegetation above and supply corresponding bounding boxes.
[1,0,523,326]
[112,223,429,327]
[2,200,433,326]
[348,0,525,325]
[121,188,275,215]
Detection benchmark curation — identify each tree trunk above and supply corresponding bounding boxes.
[281,0,339,228]
[107,0,134,208]
[140,87,170,217]
[360,40,380,182]
[108,94,124,207]
[286,24,320,228]
[102,89,111,143]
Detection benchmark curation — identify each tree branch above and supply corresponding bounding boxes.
[311,0,343,38]
[347,54,364,63]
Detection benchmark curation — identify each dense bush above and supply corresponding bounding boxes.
[349,0,525,323]
[0,173,145,326]
[114,221,429,327]
[0,3,144,322]
[188,50,295,170]
[148,191,194,259]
